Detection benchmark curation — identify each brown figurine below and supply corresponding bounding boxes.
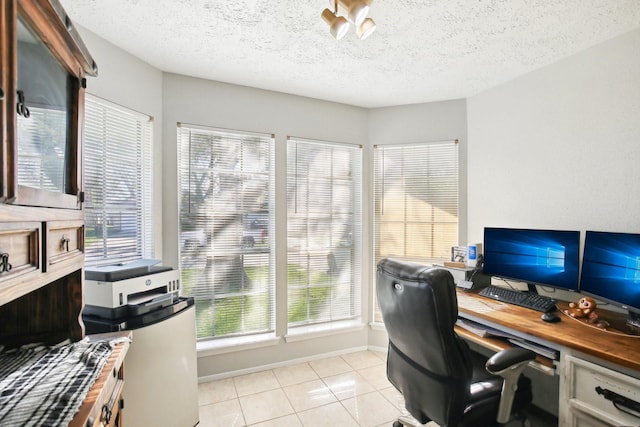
[562,296,611,329]
[564,296,598,320]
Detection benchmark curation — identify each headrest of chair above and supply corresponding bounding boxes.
[376,257,458,326]
[376,257,470,378]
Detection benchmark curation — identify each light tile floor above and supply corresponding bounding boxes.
[197,350,557,427]
[198,350,404,427]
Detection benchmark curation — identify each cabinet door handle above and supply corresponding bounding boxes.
[16,90,30,118]
[0,253,12,273]
[0,87,4,100]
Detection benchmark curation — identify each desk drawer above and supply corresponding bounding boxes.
[568,408,614,427]
[566,355,640,426]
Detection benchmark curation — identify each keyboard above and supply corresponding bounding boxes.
[478,285,557,313]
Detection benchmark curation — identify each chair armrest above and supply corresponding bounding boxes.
[486,347,536,374]
[485,347,536,424]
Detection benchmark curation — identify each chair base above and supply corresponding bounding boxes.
[393,412,531,427]
[394,414,432,426]
[393,415,430,427]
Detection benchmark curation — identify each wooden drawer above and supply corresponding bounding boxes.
[565,355,640,426]
[0,222,41,303]
[45,220,84,272]
[92,377,124,427]
[70,332,130,427]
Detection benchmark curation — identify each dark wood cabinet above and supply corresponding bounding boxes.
[0,2,129,425]
[0,0,95,345]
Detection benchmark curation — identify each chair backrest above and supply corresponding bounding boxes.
[377,257,473,426]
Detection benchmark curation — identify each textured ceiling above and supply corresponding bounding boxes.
[60,0,640,108]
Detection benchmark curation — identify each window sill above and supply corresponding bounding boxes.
[369,321,386,332]
[284,319,365,343]
[197,332,281,358]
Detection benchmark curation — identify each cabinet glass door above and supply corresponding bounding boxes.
[15,16,78,208]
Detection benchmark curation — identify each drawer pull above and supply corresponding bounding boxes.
[61,236,71,252]
[595,386,640,418]
[0,252,12,273]
[101,403,112,424]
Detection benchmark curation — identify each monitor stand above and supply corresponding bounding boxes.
[527,283,538,294]
[626,311,640,336]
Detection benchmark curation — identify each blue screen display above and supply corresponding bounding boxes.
[580,231,640,313]
[483,227,580,290]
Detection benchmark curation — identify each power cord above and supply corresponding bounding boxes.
[469,254,484,282]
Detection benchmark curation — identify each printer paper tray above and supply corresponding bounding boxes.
[83,297,194,333]
[84,291,176,319]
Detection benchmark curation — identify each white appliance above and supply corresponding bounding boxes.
[122,303,199,427]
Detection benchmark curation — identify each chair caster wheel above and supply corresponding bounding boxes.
[393,422,404,427]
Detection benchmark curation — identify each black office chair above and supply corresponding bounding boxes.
[377,257,536,427]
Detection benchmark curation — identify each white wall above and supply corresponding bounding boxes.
[467,28,640,244]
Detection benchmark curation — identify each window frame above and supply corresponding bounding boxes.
[286,136,363,331]
[177,123,276,341]
[372,140,459,323]
[83,94,154,266]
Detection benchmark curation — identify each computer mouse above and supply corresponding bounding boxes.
[541,312,561,323]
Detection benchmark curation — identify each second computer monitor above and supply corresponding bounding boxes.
[580,230,640,315]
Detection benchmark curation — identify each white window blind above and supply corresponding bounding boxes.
[287,137,362,328]
[373,141,459,322]
[178,124,275,340]
[84,95,153,266]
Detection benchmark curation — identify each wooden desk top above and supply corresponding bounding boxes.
[456,289,640,373]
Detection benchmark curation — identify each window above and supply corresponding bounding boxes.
[84,95,153,266]
[178,124,275,340]
[287,137,362,328]
[373,141,459,322]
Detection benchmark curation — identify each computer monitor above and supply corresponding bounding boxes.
[580,231,640,327]
[483,227,581,291]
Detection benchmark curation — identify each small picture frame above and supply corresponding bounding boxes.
[451,246,467,263]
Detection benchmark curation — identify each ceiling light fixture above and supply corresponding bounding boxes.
[321,7,349,40]
[322,0,376,40]
[356,17,376,40]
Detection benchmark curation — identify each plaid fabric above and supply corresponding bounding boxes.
[0,338,119,426]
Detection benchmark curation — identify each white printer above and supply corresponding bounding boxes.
[84,259,182,320]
